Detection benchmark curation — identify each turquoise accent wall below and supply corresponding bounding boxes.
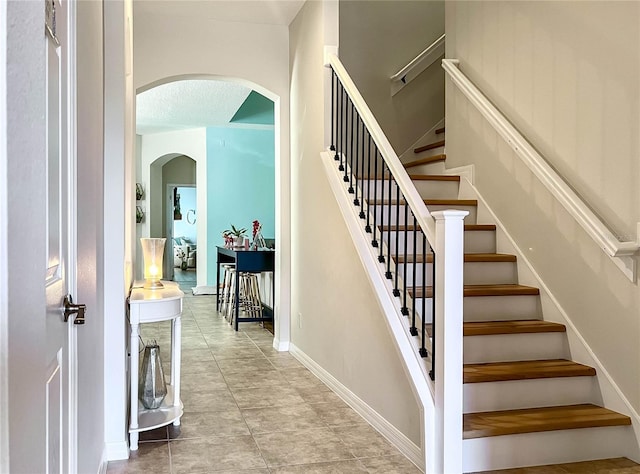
[206,127,275,284]
[230,91,275,125]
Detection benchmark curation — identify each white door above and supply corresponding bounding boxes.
[45,0,78,472]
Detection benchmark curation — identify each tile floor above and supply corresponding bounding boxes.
[107,291,421,474]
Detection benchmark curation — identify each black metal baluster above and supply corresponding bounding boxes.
[392,182,400,294]
[371,146,379,248]
[410,216,418,336]
[385,174,393,277]
[353,114,360,206]
[401,203,409,315]
[429,243,436,381]
[378,158,387,263]
[344,100,356,190]
[364,132,372,229]
[338,85,344,170]
[330,70,335,152]
[419,233,428,359]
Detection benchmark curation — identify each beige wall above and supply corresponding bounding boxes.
[290,0,421,445]
[445,1,640,410]
[339,0,445,155]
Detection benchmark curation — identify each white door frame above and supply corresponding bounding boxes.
[0,0,9,471]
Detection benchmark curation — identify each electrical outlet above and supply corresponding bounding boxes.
[298,312,303,329]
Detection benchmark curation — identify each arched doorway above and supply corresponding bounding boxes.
[135,76,288,348]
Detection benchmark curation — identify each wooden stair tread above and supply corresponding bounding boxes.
[414,140,445,154]
[409,284,539,299]
[464,359,596,384]
[464,320,566,336]
[407,174,460,181]
[463,404,631,439]
[435,127,445,135]
[403,154,446,168]
[395,253,516,264]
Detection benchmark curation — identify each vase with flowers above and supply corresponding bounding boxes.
[222,224,247,249]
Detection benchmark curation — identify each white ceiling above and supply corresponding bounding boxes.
[134,0,304,135]
[133,0,306,26]
[136,80,252,135]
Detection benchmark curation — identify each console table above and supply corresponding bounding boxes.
[128,281,184,451]
[216,246,275,331]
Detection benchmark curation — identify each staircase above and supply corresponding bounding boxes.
[384,135,633,472]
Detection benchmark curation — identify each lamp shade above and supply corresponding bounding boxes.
[140,238,166,289]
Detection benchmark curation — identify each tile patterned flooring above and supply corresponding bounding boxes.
[107,291,421,474]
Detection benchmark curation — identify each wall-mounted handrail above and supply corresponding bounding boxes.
[442,59,639,262]
[390,34,445,96]
[331,54,436,243]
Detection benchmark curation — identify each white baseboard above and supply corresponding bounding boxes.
[289,343,424,471]
[272,338,289,352]
[104,441,129,462]
[444,164,474,185]
[97,446,108,474]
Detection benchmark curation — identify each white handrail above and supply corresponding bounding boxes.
[442,59,639,259]
[330,54,436,244]
[390,34,445,96]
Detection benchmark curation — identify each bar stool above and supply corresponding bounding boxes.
[239,273,263,320]
[218,264,233,315]
[226,272,263,326]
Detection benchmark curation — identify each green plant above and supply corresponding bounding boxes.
[223,224,247,238]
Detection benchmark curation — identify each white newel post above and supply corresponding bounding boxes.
[432,210,467,474]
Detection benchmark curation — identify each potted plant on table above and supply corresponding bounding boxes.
[223,224,247,249]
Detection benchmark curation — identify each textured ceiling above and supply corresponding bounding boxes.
[136,80,253,135]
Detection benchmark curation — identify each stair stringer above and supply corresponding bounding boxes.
[320,151,435,473]
[455,176,640,469]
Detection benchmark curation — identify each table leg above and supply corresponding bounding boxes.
[216,253,221,311]
[172,315,182,426]
[129,322,140,451]
[234,269,240,331]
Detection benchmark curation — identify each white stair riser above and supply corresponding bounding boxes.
[403,161,446,175]
[397,261,518,285]
[369,204,477,225]
[413,180,460,200]
[382,229,501,255]
[464,294,541,321]
[414,145,445,158]
[357,179,459,201]
[382,233,430,256]
[463,426,633,472]
[464,377,598,413]
[465,230,497,254]
[464,332,568,364]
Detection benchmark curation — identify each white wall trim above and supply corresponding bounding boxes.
[0,0,9,469]
[103,441,129,462]
[443,59,638,281]
[391,34,445,96]
[459,176,640,462]
[97,446,108,474]
[272,338,289,352]
[289,343,423,470]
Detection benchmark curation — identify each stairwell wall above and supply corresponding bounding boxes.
[445,1,640,412]
[289,0,421,445]
[339,0,445,156]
